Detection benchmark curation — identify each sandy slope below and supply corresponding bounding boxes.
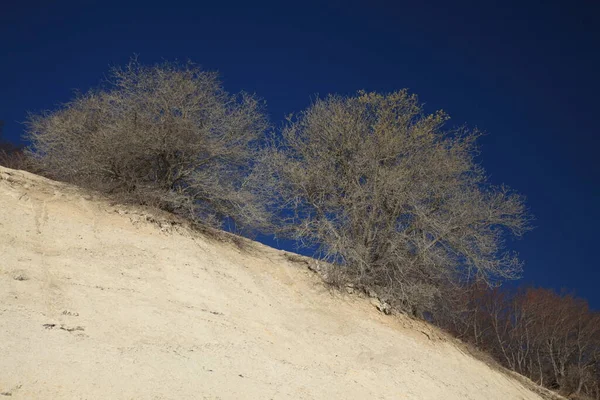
[0,166,547,400]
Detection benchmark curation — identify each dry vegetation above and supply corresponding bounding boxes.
[252,90,530,316]
[24,59,269,229]
[0,122,31,171]
[3,58,597,399]
[438,283,600,399]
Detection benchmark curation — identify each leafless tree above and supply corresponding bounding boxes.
[437,283,600,399]
[25,59,269,229]
[253,90,531,314]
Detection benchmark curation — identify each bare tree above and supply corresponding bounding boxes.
[25,59,269,229]
[253,90,531,314]
[437,283,600,399]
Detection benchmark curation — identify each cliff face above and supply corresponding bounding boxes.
[0,166,547,400]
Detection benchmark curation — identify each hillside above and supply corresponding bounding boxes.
[0,166,552,399]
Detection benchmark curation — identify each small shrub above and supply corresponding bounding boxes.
[0,124,33,171]
[0,147,28,171]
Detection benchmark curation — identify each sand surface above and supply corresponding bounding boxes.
[0,166,548,399]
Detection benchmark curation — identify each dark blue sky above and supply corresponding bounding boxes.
[2,1,599,306]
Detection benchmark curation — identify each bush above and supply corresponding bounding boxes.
[0,147,31,171]
[253,90,531,315]
[0,123,33,171]
[25,59,269,229]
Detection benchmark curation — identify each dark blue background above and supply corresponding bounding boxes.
[2,1,598,306]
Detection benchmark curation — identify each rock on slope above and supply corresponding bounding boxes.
[0,166,548,400]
